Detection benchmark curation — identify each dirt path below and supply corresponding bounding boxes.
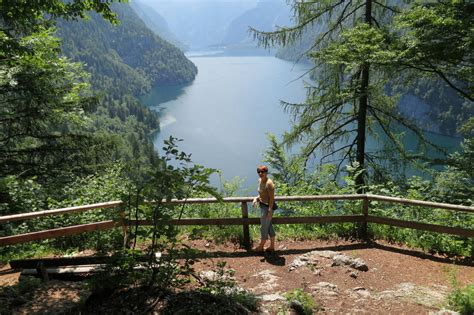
[1,239,473,314]
[190,239,473,314]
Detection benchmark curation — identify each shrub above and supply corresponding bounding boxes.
[284,288,318,315]
[446,283,474,315]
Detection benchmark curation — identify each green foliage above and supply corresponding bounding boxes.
[179,178,244,243]
[312,23,397,70]
[252,0,472,187]
[284,288,318,315]
[43,164,130,251]
[52,2,198,179]
[367,173,473,257]
[89,138,221,295]
[0,0,137,258]
[57,2,197,91]
[0,0,155,216]
[432,131,474,205]
[386,0,474,135]
[393,0,474,101]
[48,164,130,207]
[263,133,305,185]
[89,248,165,291]
[0,27,109,179]
[446,273,474,315]
[1,0,199,220]
[199,261,236,295]
[0,0,123,34]
[185,205,243,244]
[0,164,131,262]
[447,285,474,315]
[0,0,202,268]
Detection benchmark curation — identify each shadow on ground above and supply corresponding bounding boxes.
[179,241,474,267]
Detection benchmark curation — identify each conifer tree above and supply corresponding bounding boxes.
[0,1,123,183]
[252,0,447,189]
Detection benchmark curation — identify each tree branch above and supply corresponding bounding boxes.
[373,0,400,13]
[301,117,357,168]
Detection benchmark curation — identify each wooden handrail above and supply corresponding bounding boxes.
[0,221,118,246]
[367,216,474,238]
[366,194,474,213]
[0,194,472,247]
[159,194,368,205]
[1,195,472,224]
[0,201,123,223]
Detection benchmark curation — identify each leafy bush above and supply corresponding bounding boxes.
[284,288,318,315]
[446,284,474,314]
[0,164,130,262]
[81,138,224,311]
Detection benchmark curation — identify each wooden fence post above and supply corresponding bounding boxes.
[120,206,129,249]
[241,202,250,249]
[36,261,49,282]
[361,196,369,241]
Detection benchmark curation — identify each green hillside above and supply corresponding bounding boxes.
[57,3,197,95]
[54,2,198,164]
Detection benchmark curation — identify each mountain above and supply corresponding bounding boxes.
[130,0,188,51]
[221,0,292,48]
[55,2,198,163]
[57,2,197,95]
[140,0,256,50]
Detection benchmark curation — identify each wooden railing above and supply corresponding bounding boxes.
[1,194,473,248]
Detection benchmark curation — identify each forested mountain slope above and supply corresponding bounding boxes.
[130,0,187,51]
[55,2,198,158]
[57,2,196,95]
[37,2,200,176]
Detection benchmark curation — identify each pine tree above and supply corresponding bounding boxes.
[0,1,123,186]
[251,0,446,189]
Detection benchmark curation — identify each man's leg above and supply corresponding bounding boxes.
[254,205,270,251]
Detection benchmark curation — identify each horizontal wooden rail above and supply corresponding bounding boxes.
[367,194,474,213]
[0,220,119,246]
[158,194,367,205]
[0,201,122,223]
[367,216,474,238]
[127,215,365,227]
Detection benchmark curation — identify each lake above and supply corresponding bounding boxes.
[141,55,461,193]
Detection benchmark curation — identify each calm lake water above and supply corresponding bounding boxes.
[141,55,461,192]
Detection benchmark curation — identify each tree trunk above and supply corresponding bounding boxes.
[355,0,373,192]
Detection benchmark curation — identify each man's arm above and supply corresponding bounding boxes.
[252,195,259,207]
